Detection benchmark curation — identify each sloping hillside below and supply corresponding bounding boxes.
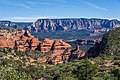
[86,25,120,57]
[100,25,120,55]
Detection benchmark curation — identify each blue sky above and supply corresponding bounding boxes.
[0,0,120,22]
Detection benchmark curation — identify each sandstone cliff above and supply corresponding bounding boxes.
[38,38,84,64]
[0,29,73,53]
[0,29,40,51]
[0,30,83,64]
[26,18,120,32]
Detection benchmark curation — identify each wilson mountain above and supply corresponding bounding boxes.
[26,18,120,32]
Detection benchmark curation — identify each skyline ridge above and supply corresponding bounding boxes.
[1,17,120,22]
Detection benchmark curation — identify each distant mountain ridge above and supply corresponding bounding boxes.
[26,18,120,32]
[15,22,32,29]
[0,20,32,30]
[1,18,120,33]
[0,20,17,29]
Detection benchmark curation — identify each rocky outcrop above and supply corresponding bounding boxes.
[38,48,72,65]
[39,38,72,53]
[40,38,54,52]
[15,35,40,51]
[53,39,72,53]
[0,29,40,51]
[0,29,73,53]
[26,18,120,32]
[0,30,84,64]
[38,39,84,65]
[0,30,18,48]
[38,47,72,65]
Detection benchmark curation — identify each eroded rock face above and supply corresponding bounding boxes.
[0,30,72,53]
[27,18,120,32]
[0,30,83,64]
[0,30,40,51]
[0,37,15,48]
[38,48,72,65]
[0,30,18,48]
[15,36,40,51]
[40,38,72,53]
[38,39,84,65]
[53,39,72,53]
[40,38,54,52]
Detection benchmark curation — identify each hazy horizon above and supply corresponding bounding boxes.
[1,17,120,22]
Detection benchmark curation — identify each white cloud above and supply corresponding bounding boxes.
[14,3,31,9]
[0,0,51,9]
[85,2,108,11]
[3,16,58,22]
[10,17,48,22]
[25,1,51,7]
[1,16,62,22]
[14,1,51,9]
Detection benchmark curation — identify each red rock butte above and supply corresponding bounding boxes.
[0,29,40,51]
[0,29,72,53]
[0,29,84,64]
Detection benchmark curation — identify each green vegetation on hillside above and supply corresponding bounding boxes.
[100,25,120,55]
[86,25,120,57]
[0,47,120,80]
[1,26,120,79]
